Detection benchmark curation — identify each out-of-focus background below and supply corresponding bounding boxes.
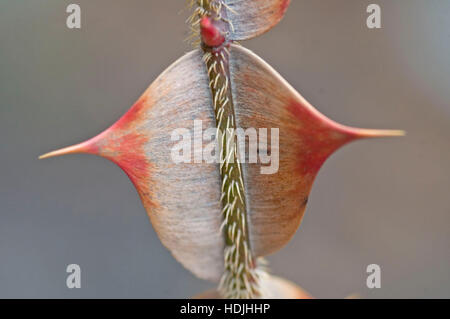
[0,0,449,298]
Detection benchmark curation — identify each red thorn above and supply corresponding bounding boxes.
[200,16,225,47]
[346,127,405,139]
[38,129,108,160]
[38,136,100,160]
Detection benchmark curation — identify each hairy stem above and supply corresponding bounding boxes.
[189,0,262,299]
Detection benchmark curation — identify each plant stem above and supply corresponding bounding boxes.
[190,0,262,298]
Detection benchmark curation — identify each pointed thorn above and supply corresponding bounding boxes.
[352,128,406,139]
[38,140,95,160]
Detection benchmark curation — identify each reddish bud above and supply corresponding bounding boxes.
[200,16,225,47]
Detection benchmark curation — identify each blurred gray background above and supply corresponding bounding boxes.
[0,0,449,298]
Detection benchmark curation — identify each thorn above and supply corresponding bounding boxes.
[353,128,406,138]
[38,139,96,160]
